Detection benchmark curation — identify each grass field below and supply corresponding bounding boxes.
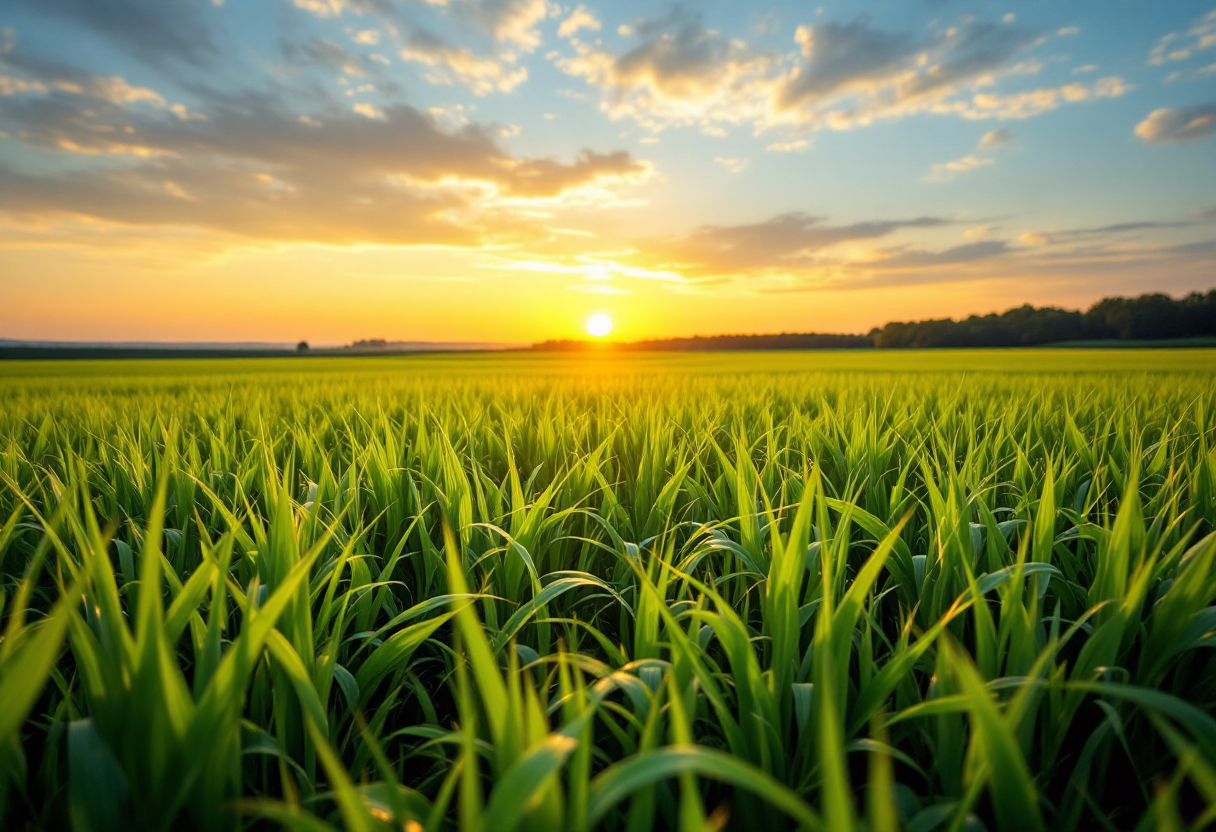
[2,349,1215,831]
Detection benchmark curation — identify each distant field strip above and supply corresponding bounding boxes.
[1,351,1214,830]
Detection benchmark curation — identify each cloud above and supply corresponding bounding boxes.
[0,81,652,248]
[939,75,1130,120]
[775,17,1052,126]
[978,128,1013,147]
[558,6,601,39]
[765,139,809,152]
[1148,9,1216,66]
[458,0,550,49]
[506,149,648,198]
[922,154,992,182]
[866,240,1010,269]
[775,19,921,110]
[1135,101,1216,143]
[286,0,549,50]
[292,0,346,17]
[280,37,400,88]
[400,29,528,95]
[554,7,778,131]
[1074,221,1194,234]
[921,127,1010,183]
[288,0,404,21]
[555,11,1123,135]
[284,0,546,94]
[0,51,205,132]
[9,0,222,69]
[352,102,385,119]
[713,156,749,173]
[643,212,950,277]
[1019,220,1197,247]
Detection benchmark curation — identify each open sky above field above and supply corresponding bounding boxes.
[1,0,1215,344]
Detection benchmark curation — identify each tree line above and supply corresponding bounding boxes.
[870,289,1216,348]
[532,332,871,351]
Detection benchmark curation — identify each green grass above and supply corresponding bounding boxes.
[1,350,1215,831]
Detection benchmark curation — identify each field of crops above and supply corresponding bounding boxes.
[2,350,1215,832]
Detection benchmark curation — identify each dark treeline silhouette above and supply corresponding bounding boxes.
[533,332,871,352]
[871,290,1216,348]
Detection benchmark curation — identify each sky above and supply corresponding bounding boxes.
[1,0,1214,344]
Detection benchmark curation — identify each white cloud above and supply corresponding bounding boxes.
[922,154,993,182]
[291,0,346,18]
[401,35,528,95]
[766,139,810,152]
[554,11,1120,135]
[558,6,601,39]
[941,76,1130,121]
[352,102,385,119]
[463,0,550,50]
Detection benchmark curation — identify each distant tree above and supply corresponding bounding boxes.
[297,341,310,352]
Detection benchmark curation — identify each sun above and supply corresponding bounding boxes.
[586,313,614,338]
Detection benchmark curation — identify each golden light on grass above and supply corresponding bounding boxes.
[586,312,613,338]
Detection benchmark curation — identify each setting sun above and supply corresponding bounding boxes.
[587,313,614,338]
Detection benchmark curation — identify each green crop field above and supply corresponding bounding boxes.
[2,350,1215,831]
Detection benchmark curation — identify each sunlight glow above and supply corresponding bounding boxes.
[587,313,614,338]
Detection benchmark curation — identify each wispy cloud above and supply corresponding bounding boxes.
[639,212,952,278]
[765,138,810,152]
[922,126,1014,182]
[865,241,1010,270]
[978,128,1013,148]
[922,154,993,183]
[1148,9,1216,66]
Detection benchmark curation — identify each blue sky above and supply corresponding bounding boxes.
[1,0,1214,342]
